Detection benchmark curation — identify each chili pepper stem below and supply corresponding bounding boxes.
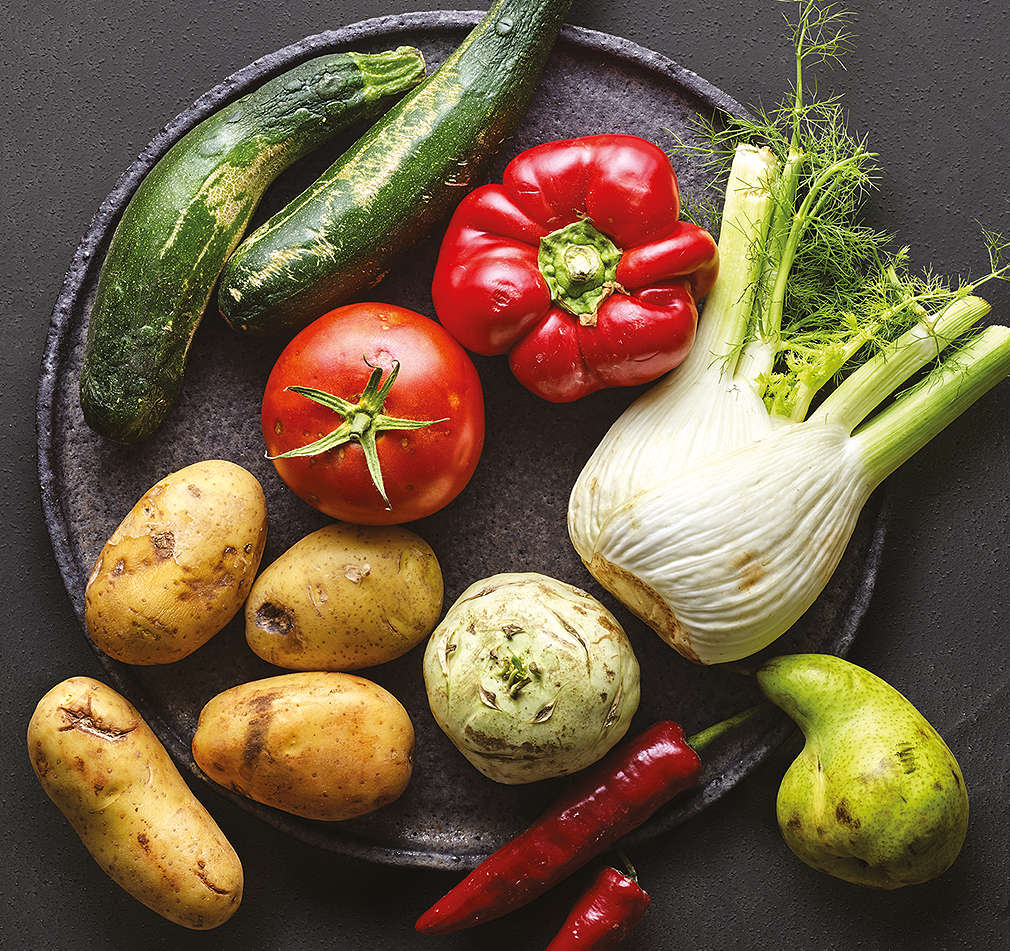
[614,850,638,883]
[687,703,771,754]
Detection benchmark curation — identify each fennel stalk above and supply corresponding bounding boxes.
[568,0,1010,664]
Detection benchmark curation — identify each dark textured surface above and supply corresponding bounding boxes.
[37,11,884,870]
[5,0,1010,948]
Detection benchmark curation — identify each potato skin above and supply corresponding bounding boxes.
[192,672,414,821]
[245,522,443,670]
[27,677,242,929]
[85,460,267,664]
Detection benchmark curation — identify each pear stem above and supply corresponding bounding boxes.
[687,703,771,754]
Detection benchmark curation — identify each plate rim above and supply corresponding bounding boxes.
[35,10,887,870]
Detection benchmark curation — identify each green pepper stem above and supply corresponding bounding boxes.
[687,703,771,755]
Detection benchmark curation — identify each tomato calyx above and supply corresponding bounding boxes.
[270,359,448,509]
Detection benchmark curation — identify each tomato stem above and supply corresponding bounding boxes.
[270,359,448,509]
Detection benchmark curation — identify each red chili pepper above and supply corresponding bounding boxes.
[431,134,719,402]
[546,867,650,950]
[415,721,700,935]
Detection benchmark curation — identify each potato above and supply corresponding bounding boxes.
[244,522,442,670]
[27,677,242,929]
[85,460,267,664]
[192,672,413,821]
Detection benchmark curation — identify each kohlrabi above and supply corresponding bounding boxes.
[568,1,1010,664]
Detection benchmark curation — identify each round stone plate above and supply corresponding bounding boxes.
[37,11,886,870]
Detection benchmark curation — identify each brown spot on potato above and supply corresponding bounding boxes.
[255,602,295,636]
[151,531,175,559]
[112,559,125,577]
[194,866,230,895]
[57,700,137,742]
[241,693,278,769]
[187,483,202,497]
[137,832,150,852]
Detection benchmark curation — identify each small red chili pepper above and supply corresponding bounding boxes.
[415,706,763,936]
[415,721,697,935]
[546,867,650,951]
[431,134,718,402]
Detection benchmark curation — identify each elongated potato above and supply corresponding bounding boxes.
[85,460,267,664]
[192,672,413,820]
[245,522,443,670]
[27,677,242,929]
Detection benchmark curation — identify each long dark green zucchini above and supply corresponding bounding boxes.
[81,48,425,443]
[217,0,572,337]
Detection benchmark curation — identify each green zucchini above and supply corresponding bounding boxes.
[81,48,425,443]
[217,0,572,337]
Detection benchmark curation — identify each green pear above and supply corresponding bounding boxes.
[756,654,969,889]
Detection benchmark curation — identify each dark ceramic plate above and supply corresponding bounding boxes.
[37,11,887,870]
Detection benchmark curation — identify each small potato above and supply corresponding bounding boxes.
[85,460,267,664]
[245,522,442,670]
[192,672,413,821]
[27,677,242,929]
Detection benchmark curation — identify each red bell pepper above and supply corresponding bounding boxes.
[431,134,719,402]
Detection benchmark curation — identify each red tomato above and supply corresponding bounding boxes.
[262,303,485,525]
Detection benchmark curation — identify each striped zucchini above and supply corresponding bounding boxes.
[217,0,572,337]
[81,48,425,443]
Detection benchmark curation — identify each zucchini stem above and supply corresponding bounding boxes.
[854,324,1010,485]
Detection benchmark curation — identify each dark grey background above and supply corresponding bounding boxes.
[4,1,1008,948]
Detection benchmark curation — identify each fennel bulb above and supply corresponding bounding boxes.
[569,0,1010,663]
[585,319,1010,665]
